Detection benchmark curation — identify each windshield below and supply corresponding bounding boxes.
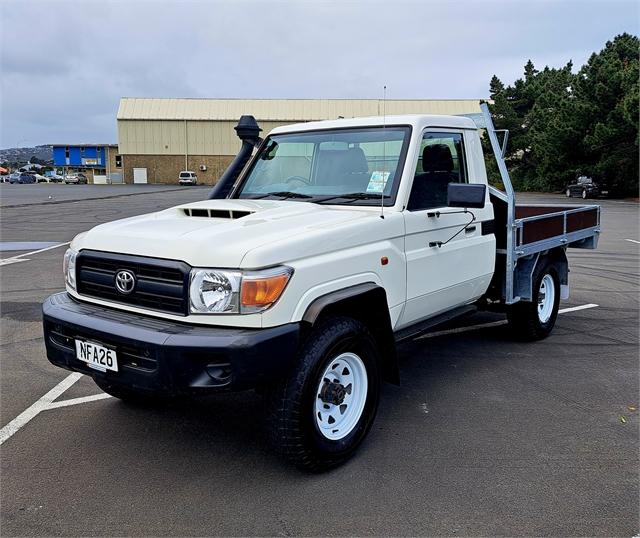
[236,126,411,205]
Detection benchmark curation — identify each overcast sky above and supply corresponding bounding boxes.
[1,0,637,148]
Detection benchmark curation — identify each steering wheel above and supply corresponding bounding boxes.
[284,175,311,187]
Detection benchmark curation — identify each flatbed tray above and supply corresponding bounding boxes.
[513,204,600,257]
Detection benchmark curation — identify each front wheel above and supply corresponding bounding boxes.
[582,189,587,199]
[566,188,571,197]
[507,260,560,341]
[265,317,381,471]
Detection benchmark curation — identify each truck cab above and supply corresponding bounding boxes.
[43,106,600,470]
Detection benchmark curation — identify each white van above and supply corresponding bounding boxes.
[178,171,197,185]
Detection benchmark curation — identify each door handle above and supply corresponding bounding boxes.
[465,225,477,234]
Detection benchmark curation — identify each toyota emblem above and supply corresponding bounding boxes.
[114,269,136,294]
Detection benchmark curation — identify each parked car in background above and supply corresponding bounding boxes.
[9,172,37,184]
[33,173,49,183]
[178,171,198,185]
[65,173,88,185]
[566,176,608,199]
[47,173,64,183]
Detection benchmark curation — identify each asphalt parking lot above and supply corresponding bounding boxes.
[1,184,638,536]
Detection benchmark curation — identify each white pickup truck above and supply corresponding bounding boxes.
[43,104,600,470]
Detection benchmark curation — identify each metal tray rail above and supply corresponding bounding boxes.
[477,102,601,304]
[515,205,601,258]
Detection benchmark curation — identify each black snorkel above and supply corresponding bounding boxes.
[208,115,262,199]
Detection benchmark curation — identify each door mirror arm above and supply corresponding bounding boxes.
[428,209,477,248]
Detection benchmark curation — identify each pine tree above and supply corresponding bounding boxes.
[489,75,505,99]
[486,34,639,196]
[576,33,639,195]
[524,60,538,80]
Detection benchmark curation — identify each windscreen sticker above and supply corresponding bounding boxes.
[366,171,390,193]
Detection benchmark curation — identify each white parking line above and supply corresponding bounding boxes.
[45,393,112,410]
[0,241,70,266]
[558,303,599,314]
[0,258,30,266]
[0,374,115,445]
[0,373,82,445]
[624,239,640,245]
[0,303,601,446]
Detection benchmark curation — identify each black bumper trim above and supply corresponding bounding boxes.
[43,293,301,395]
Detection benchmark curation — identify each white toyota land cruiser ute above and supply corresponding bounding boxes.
[43,104,600,470]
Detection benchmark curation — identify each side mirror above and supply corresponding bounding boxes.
[447,183,486,209]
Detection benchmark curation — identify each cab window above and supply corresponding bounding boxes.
[408,132,467,211]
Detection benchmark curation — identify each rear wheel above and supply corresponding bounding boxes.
[507,259,560,341]
[582,189,587,199]
[265,316,381,471]
[565,188,571,197]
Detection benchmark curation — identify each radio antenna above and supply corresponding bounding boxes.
[380,85,387,219]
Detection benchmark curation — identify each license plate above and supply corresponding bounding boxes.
[75,340,118,372]
[601,191,608,195]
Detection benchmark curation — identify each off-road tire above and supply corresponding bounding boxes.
[265,316,381,472]
[507,259,561,341]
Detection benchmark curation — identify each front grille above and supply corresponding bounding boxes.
[76,250,190,315]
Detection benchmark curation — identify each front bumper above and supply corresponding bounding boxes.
[43,293,301,395]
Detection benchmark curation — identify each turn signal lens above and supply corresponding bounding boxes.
[241,267,293,313]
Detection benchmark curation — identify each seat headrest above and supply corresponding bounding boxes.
[422,144,454,173]
[340,147,369,174]
[315,147,369,185]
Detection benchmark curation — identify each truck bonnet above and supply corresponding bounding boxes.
[73,199,376,268]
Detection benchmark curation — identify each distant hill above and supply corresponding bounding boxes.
[0,145,53,166]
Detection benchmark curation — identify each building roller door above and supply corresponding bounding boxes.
[133,168,148,184]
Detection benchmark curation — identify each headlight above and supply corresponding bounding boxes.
[189,270,241,313]
[189,266,292,314]
[63,248,78,290]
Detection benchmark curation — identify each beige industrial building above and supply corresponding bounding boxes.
[116,98,485,185]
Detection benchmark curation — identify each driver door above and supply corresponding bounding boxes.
[399,129,494,328]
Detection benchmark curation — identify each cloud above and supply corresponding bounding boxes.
[1,0,637,147]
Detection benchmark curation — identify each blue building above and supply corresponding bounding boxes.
[51,144,121,183]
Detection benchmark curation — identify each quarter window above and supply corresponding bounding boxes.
[408,132,467,211]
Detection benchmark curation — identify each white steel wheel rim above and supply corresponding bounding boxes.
[566,189,571,197]
[537,274,555,324]
[314,352,368,441]
[582,190,587,199]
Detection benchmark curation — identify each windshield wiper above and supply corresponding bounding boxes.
[313,192,384,204]
[245,191,313,200]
